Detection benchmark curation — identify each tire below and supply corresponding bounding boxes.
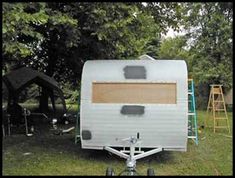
[106,167,115,176]
[147,168,155,176]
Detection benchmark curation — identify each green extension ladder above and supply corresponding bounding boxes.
[188,79,199,145]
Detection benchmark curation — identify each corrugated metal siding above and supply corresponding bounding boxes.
[80,60,188,151]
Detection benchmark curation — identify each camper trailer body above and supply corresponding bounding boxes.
[79,59,188,152]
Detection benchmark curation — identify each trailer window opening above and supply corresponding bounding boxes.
[92,82,176,104]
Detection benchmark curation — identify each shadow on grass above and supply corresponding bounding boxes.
[3,124,175,166]
[4,104,174,165]
[31,131,174,164]
[3,103,175,166]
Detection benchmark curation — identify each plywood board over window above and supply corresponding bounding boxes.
[92,82,176,104]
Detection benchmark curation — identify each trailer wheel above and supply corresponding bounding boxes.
[106,167,115,176]
[147,168,155,176]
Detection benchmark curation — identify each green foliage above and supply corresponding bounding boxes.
[2,2,78,74]
[158,36,189,59]
[61,81,80,104]
[186,3,233,109]
[2,2,163,85]
[154,3,232,109]
[66,3,161,59]
[142,3,184,34]
[3,3,48,58]
[181,3,233,91]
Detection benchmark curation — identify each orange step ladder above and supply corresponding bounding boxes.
[206,85,230,133]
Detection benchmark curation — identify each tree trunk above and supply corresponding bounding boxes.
[39,31,57,113]
[39,88,49,112]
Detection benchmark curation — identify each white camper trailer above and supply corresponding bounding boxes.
[76,57,188,175]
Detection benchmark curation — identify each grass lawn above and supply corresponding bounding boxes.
[2,104,233,176]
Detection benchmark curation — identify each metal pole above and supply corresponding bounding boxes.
[24,108,28,135]
[133,147,162,160]
[2,124,5,137]
[104,146,129,159]
[7,114,11,136]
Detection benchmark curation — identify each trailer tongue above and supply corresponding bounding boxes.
[104,134,162,176]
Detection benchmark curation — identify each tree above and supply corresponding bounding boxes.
[3,2,79,111]
[181,2,233,90]
[60,2,161,60]
[179,2,233,109]
[141,2,184,34]
[3,2,163,81]
[158,36,189,59]
[2,3,78,72]
[4,2,200,108]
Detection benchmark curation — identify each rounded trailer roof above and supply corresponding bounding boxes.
[82,59,187,81]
